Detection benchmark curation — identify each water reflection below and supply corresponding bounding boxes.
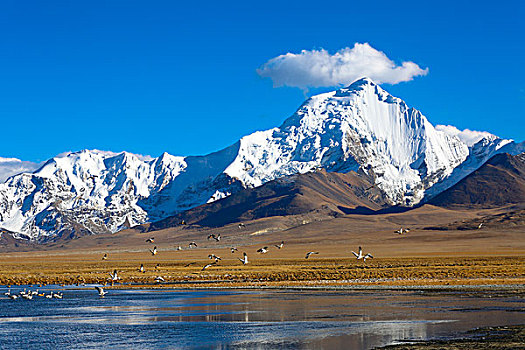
[0,287,522,349]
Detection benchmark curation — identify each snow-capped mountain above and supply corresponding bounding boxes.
[0,77,522,241]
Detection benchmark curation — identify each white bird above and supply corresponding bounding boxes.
[274,241,284,249]
[351,246,373,262]
[208,254,221,262]
[394,228,404,234]
[154,276,165,283]
[238,223,246,229]
[238,252,249,265]
[230,247,238,253]
[4,289,11,296]
[176,246,183,251]
[45,293,53,299]
[139,264,146,273]
[150,246,158,256]
[478,223,484,229]
[202,263,216,271]
[257,246,268,254]
[95,286,107,297]
[102,253,108,260]
[52,293,62,299]
[189,242,198,248]
[305,252,319,259]
[109,269,119,281]
[8,294,18,300]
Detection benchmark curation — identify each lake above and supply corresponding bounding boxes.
[0,286,523,349]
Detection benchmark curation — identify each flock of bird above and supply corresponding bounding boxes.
[5,221,489,300]
[4,289,63,300]
[4,224,420,300]
[91,225,384,298]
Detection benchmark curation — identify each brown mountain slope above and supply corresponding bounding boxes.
[429,152,525,208]
[147,169,388,230]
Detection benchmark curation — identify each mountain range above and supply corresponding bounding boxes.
[1,77,523,242]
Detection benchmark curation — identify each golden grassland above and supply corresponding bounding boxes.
[1,205,524,289]
[1,253,523,288]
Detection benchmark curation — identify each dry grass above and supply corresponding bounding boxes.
[1,205,524,288]
[0,254,523,288]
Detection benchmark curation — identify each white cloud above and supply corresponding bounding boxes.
[435,125,496,147]
[0,158,41,183]
[257,43,428,89]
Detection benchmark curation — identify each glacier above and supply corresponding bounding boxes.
[0,77,522,241]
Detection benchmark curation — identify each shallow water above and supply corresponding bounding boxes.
[0,287,522,349]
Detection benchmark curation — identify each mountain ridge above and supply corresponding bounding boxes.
[1,77,523,241]
[429,152,525,208]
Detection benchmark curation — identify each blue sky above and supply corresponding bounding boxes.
[1,0,524,162]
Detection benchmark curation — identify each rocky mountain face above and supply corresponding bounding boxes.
[146,169,388,230]
[0,77,523,241]
[429,152,525,208]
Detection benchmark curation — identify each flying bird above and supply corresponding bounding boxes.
[150,246,158,256]
[154,276,165,283]
[184,262,197,267]
[238,223,246,229]
[305,252,319,259]
[176,246,183,251]
[202,263,216,271]
[102,253,108,260]
[351,246,373,262]
[189,242,198,248]
[230,247,238,253]
[394,228,409,234]
[139,264,146,273]
[478,223,484,229]
[274,241,284,249]
[146,237,155,243]
[208,254,221,262]
[109,269,119,281]
[207,234,221,242]
[155,264,160,270]
[95,286,107,297]
[238,253,249,265]
[257,247,269,254]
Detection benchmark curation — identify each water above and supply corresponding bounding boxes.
[0,286,522,349]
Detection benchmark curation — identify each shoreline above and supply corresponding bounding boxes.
[3,281,524,292]
[378,324,525,349]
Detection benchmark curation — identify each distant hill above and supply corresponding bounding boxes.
[147,169,388,230]
[429,153,525,208]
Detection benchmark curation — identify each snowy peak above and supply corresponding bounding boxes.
[242,76,470,204]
